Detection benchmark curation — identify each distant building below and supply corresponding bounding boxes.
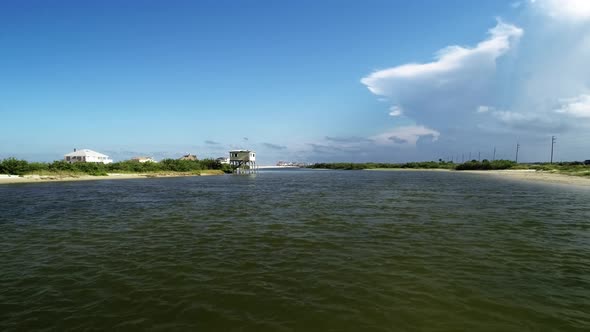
[276,161,307,167]
[179,154,198,161]
[64,149,113,164]
[131,156,156,163]
[216,157,230,164]
[229,150,256,173]
[229,150,255,162]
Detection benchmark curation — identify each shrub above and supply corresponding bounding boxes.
[455,159,516,170]
[0,158,30,175]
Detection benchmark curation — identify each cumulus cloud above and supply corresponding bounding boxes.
[361,20,523,135]
[361,20,523,99]
[554,94,590,118]
[531,0,590,22]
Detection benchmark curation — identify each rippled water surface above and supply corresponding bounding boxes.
[1,170,590,331]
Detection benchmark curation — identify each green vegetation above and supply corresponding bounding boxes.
[0,158,233,176]
[455,159,516,170]
[308,161,456,170]
[308,159,590,177]
[511,162,590,177]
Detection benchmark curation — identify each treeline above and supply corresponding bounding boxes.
[0,158,232,176]
[307,161,456,170]
[307,160,517,171]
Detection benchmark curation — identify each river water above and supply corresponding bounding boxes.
[1,170,589,331]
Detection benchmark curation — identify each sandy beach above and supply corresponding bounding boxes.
[0,171,225,185]
[460,169,590,187]
[366,168,590,187]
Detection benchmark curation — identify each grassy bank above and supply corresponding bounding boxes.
[0,158,232,176]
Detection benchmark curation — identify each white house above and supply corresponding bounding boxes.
[64,149,113,164]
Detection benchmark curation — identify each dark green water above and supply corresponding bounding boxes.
[1,170,589,331]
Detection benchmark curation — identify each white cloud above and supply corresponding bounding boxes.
[371,125,440,146]
[360,21,523,137]
[555,94,590,118]
[532,0,590,22]
[477,105,493,113]
[389,105,403,116]
[361,20,523,99]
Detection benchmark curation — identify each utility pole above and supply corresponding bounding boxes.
[515,143,520,163]
[478,151,481,161]
[462,153,464,163]
[550,136,556,164]
[493,147,496,161]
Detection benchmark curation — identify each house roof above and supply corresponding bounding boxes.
[229,150,253,153]
[64,149,109,158]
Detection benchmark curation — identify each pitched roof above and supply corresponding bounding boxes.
[63,149,109,158]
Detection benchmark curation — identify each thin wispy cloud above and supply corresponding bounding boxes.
[324,136,373,143]
[261,142,287,150]
[388,106,403,117]
[371,126,440,146]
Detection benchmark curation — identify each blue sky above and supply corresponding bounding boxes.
[1,0,589,164]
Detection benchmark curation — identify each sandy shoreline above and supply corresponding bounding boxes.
[0,171,224,185]
[368,168,590,187]
[459,169,590,187]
